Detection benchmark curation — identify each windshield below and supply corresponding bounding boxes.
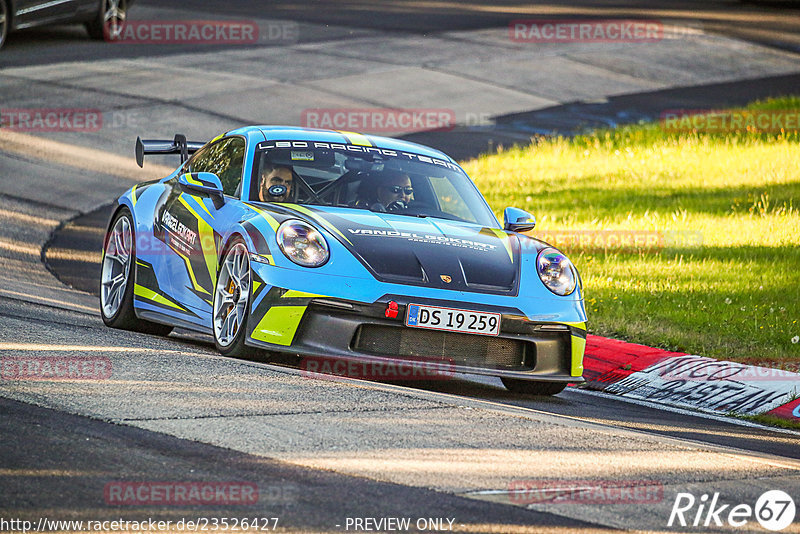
[251,141,498,227]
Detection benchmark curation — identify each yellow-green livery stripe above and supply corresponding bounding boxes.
[191,195,214,219]
[251,306,307,346]
[134,284,187,312]
[571,335,586,377]
[131,184,139,206]
[338,130,372,147]
[282,290,322,299]
[170,246,211,296]
[184,173,203,186]
[245,203,280,232]
[178,196,218,285]
[490,228,514,263]
[282,204,353,246]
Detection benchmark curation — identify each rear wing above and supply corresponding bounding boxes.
[135,134,205,168]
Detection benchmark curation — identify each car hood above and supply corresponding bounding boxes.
[295,207,522,294]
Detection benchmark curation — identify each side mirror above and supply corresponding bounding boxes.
[503,207,536,232]
[178,172,224,200]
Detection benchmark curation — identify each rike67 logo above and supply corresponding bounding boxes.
[668,490,795,531]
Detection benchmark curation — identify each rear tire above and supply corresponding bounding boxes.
[100,208,172,336]
[501,378,567,396]
[85,0,127,41]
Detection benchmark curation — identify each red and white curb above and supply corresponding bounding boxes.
[581,335,800,424]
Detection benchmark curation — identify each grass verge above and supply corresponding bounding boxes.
[736,413,800,431]
[462,97,800,364]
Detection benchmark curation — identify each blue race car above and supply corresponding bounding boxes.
[100,127,586,395]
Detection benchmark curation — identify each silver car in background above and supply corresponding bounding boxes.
[0,0,130,49]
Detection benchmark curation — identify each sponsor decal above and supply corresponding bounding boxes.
[290,150,314,161]
[346,228,497,252]
[161,210,198,256]
[256,141,464,174]
[660,358,800,382]
[508,479,663,505]
[605,355,800,415]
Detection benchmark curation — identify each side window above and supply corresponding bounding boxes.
[187,137,246,197]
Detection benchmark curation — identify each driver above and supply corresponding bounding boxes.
[258,163,293,202]
[356,170,414,210]
[376,171,414,207]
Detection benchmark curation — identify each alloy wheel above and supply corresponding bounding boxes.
[213,243,251,347]
[103,0,127,40]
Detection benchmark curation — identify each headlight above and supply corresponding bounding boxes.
[536,247,577,296]
[276,219,329,267]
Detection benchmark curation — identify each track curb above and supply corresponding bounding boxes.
[581,335,800,425]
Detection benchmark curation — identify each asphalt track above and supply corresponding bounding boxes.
[2,0,800,532]
[43,205,800,461]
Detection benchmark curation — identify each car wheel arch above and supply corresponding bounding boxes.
[217,230,253,271]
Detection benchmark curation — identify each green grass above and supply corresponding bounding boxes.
[462,97,800,364]
[737,413,800,431]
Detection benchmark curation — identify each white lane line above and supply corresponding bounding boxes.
[570,387,800,437]
[0,343,184,353]
[0,289,98,314]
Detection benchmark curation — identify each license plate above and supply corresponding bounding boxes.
[405,304,501,336]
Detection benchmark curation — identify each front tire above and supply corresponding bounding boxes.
[501,378,567,396]
[100,208,172,336]
[86,0,127,41]
[213,240,252,357]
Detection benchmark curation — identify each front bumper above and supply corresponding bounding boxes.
[245,286,586,382]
